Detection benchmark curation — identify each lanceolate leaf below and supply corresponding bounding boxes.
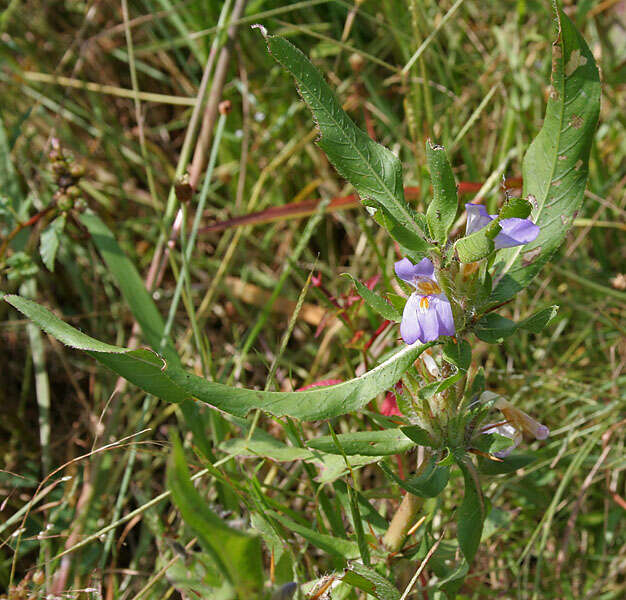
[475,305,558,342]
[167,435,264,598]
[39,214,66,272]
[342,563,401,600]
[380,459,449,498]
[4,295,433,421]
[455,457,486,564]
[426,141,458,245]
[306,429,415,456]
[474,313,517,343]
[491,6,600,303]
[268,511,360,560]
[261,31,423,241]
[517,304,559,333]
[343,273,401,322]
[80,211,180,365]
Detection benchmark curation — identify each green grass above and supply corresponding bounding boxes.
[1,1,624,598]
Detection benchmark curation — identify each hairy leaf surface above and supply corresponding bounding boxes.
[491,6,600,303]
[263,32,424,242]
[5,295,432,421]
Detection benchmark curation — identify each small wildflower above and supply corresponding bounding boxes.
[494,397,549,440]
[395,257,455,344]
[483,397,549,457]
[482,422,522,457]
[465,203,540,249]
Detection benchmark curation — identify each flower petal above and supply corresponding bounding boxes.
[432,294,456,337]
[413,257,435,280]
[483,423,522,458]
[494,398,550,441]
[465,203,493,235]
[494,218,540,249]
[394,258,417,283]
[400,293,423,344]
[417,298,440,342]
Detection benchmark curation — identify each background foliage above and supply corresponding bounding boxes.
[1,0,624,598]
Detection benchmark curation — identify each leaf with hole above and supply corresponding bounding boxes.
[490,6,600,303]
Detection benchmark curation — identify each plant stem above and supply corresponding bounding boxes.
[383,492,425,553]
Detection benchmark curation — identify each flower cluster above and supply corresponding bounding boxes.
[395,205,539,345]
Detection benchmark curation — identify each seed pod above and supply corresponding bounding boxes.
[69,163,85,178]
[57,194,73,212]
[66,185,81,199]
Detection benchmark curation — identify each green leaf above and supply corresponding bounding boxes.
[307,429,415,456]
[400,425,436,447]
[333,481,388,534]
[39,214,66,272]
[475,306,558,342]
[342,274,401,322]
[426,141,458,245]
[380,458,449,498]
[455,458,485,564]
[499,197,532,220]
[467,367,486,398]
[491,6,601,303]
[478,453,536,475]
[167,434,264,598]
[342,563,400,600]
[80,211,180,365]
[347,484,371,565]
[442,338,471,371]
[373,204,431,256]
[0,114,22,214]
[454,226,496,263]
[220,432,313,462]
[262,32,421,238]
[517,305,559,333]
[4,294,434,421]
[268,510,360,560]
[472,432,514,455]
[474,313,517,343]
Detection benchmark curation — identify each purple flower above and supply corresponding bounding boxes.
[394,257,455,344]
[465,203,539,249]
[481,422,521,458]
